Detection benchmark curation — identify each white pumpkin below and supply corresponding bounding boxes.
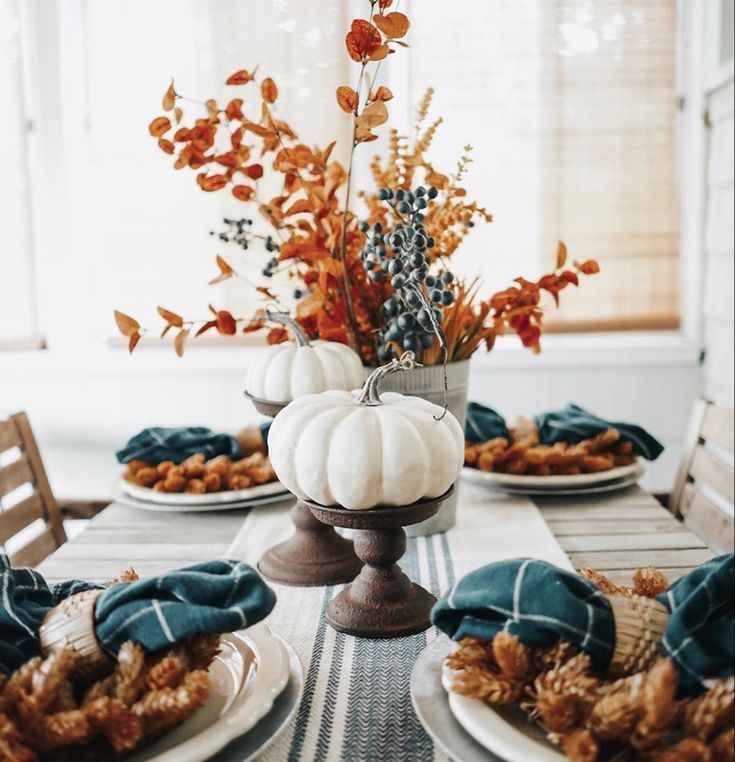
[246,310,363,403]
[268,353,464,510]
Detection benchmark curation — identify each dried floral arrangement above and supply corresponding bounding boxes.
[115,0,600,365]
[445,567,735,762]
[0,635,219,762]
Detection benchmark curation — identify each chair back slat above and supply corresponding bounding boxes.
[10,527,59,568]
[669,397,734,553]
[0,457,35,497]
[0,412,66,565]
[680,483,734,555]
[701,405,735,454]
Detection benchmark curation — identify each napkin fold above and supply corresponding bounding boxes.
[0,555,276,674]
[657,553,734,693]
[464,401,664,460]
[431,558,615,669]
[465,402,511,444]
[116,426,243,464]
[432,555,735,694]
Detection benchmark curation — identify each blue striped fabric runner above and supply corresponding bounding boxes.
[227,496,571,761]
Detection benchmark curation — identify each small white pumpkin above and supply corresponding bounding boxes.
[246,309,364,403]
[268,353,464,510]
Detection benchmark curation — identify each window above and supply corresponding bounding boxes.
[402,0,680,330]
[0,0,682,345]
[0,0,40,346]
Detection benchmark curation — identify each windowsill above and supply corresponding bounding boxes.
[0,330,702,377]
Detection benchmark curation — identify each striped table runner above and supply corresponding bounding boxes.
[227,493,572,762]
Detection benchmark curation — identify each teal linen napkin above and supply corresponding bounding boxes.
[116,426,243,464]
[0,555,276,674]
[431,555,735,694]
[534,403,664,460]
[465,402,510,444]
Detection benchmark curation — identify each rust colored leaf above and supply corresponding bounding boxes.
[128,331,141,353]
[368,44,391,61]
[216,310,237,335]
[162,80,177,111]
[372,85,394,102]
[261,78,278,104]
[556,241,568,269]
[256,285,279,300]
[174,328,189,357]
[157,306,184,327]
[209,255,235,285]
[157,138,175,154]
[196,173,228,192]
[148,116,171,137]
[232,184,254,201]
[267,327,289,344]
[174,106,183,124]
[114,310,140,337]
[560,270,579,286]
[345,19,382,62]
[205,98,219,120]
[285,199,312,216]
[195,320,217,337]
[374,11,410,38]
[357,100,388,129]
[226,69,255,85]
[336,86,358,113]
[245,163,264,180]
[576,259,601,275]
[378,0,393,8]
[225,98,244,121]
[174,127,191,142]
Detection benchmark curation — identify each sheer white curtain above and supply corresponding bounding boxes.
[403,0,679,329]
[0,0,39,346]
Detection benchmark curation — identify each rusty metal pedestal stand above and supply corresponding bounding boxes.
[304,488,453,637]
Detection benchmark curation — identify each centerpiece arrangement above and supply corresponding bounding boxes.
[115,0,600,534]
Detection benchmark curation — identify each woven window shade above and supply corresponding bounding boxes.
[404,0,680,330]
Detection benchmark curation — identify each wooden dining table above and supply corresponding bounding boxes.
[37,484,713,585]
[35,482,715,761]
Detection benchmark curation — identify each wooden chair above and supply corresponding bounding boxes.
[669,398,734,554]
[0,412,67,566]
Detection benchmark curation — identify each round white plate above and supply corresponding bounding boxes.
[127,623,295,762]
[461,462,642,490]
[441,646,565,762]
[495,467,644,497]
[116,490,293,513]
[121,478,287,506]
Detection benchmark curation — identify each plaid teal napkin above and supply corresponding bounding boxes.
[657,554,734,693]
[432,556,735,695]
[0,555,276,674]
[534,403,664,460]
[116,426,243,464]
[465,402,510,444]
[431,559,615,669]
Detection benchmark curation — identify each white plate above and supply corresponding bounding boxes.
[461,462,642,490]
[494,468,644,497]
[128,623,293,762]
[121,478,287,506]
[116,490,293,513]
[442,651,565,762]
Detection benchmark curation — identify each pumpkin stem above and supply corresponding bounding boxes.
[356,352,422,406]
[265,306,310,347]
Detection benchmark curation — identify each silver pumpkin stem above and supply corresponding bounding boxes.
[357,351,422,406]
[265,306,310,348]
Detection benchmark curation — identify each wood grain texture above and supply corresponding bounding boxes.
[679,483,735,554]
[0,456,34,496]
[0,418,22,453]
[701,404,735,453]
[0,494,44,544]
[690,443,734,503]
[11,528,58,568]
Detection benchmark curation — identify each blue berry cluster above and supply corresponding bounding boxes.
[211,218,280,278]
[359,186,456,361]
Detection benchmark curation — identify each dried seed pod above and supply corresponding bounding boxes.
[650,738,712,762]
[631,659,678,751]
[578,567,629,595]
[631,567,669,598]
[145,655,187,691]
[27,709,93,752]
[451,666,524,704]
[492,632,531,680]
[86,696,143,752]
[445,637,496,672]
[589,691,641,740]
[187,634,221,671]
[132,670,210,735]
[114,641,146,705]
[0,713,37,762]
[683,677,735,742]
[711,726,735,762]
[560,728,599,762]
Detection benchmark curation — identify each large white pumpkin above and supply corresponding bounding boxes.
[246,310,363,403]
[268,354,464,510]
